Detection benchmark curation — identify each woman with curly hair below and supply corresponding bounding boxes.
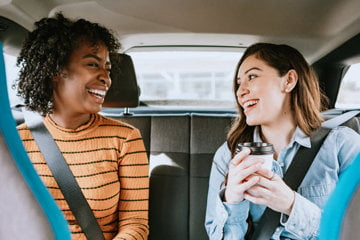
[205,43,360,239]
[16,13,149,240]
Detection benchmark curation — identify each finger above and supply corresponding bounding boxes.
[230,148,251,167]
[234,156,264,172]
[246,182,271,196]
[253,173,278,190]
[256,168,274,179]
[228,162,264,185]
[224,175,260,203]
[244,193,267,205]
[234,162,264,178]
[244,183,272,204]
[239,175,260,190]
[270,172,277,181]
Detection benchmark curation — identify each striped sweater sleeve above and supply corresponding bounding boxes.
[114,127,149,240]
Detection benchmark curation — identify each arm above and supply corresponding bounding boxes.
[205,143,251,240]
[280,127,360,239]
[277,127,360,239]
[114,128,149,240]
[279,193,321,239]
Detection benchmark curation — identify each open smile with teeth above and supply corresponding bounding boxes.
[87,89,107,100]
[243,100,258,108]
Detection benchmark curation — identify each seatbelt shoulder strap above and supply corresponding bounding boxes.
[24,110,105,240]
[250,110,360,240]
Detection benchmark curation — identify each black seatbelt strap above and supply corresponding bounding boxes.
[24,111,105,240]
[250,110,360,240]
[251,127,329,240]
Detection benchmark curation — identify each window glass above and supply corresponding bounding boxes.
[336,63,360,108]
[127,48,242,109]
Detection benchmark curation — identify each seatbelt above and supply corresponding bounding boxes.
[250,110,360,240]
[322,110,360,128]
[24,110,105,240]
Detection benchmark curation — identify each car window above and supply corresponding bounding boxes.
[4,53,21,106]
[127,48,242,109]
[336,63,360,108]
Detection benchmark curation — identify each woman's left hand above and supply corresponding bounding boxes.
[243,169,295,215]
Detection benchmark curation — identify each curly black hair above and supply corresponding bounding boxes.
[16,12,120,115]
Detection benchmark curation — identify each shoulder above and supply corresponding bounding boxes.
[328,125,360,142]
[326,126,360,167]
[213,142,231,169]
[97,114,142,137]
[215,142,231,156]
[16,122,28,130]
[98,114,136,130]
[325,125,360,151]
[16,123,31,138]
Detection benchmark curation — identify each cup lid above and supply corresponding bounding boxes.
[237,142,274,155]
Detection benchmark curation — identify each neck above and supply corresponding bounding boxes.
[260,119,297,160]
[49,112,92,129]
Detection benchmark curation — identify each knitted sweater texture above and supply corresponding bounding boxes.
[17,114,149,240]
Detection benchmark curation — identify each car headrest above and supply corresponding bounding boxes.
[103,53,140,108]
[0,16,28,56]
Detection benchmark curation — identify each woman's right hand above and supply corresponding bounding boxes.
[224,148,264,203]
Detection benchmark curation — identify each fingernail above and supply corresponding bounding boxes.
[243,147,251,154]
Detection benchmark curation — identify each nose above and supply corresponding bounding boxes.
[99,68,111,88]
[236,81,249,99]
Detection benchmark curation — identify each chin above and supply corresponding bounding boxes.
[245,115,262,126]
[246,119,259,126]
[88,106,101,114]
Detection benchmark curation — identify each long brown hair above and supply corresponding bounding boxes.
[227,43,328,157]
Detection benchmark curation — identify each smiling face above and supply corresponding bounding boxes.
[236,54,294,127]
[52,41,111,117]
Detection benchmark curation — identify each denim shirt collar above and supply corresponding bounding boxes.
[253,125,310,148]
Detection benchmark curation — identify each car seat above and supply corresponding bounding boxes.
[0,43,70,240]
[319,153,360,239]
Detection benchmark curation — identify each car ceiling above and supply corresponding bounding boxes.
[1,0,360,63]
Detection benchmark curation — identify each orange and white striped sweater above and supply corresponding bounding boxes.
[17,113,149,240]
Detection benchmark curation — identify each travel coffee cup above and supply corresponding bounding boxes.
[237,142,275,171]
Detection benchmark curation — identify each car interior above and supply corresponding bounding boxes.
[1,0,360,239]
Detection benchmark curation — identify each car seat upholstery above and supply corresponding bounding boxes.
[115,114,234,240]
[102,54,235,239]
[0,43,70,239]
[319,153,360,240]
[341,184,360,239]
[0,132,54,240]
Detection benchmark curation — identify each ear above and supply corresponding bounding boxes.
[52,74,60,83]
[281,69,298,93]
[52,71,67,83]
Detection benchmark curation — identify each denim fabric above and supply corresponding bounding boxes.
[205,126,360,240]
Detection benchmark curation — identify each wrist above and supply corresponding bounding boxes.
[284,190,296,215]
[224,188,243,203]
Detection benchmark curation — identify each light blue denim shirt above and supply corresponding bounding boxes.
[205,126,360,240]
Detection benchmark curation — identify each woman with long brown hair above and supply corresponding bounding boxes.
[205,43,360,239]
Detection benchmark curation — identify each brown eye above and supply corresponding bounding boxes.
[249,74,257,80]
[88,63,99,68]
